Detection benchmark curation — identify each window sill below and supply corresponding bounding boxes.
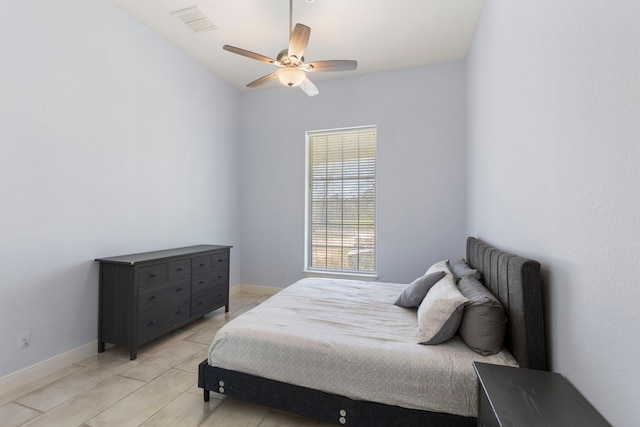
[304,270,378,281]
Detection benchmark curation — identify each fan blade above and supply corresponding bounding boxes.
[304,60,358,72]
[247,73,278,88]
[288,24,311,60]
[223,45,279,65]
[299,77,319,97]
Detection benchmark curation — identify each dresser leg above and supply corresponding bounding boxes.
[204,389,210,402]
[225,303,229,313]
[98,341,105,353]
[129,349,137,361]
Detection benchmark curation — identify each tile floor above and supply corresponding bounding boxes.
[0,291,334,427]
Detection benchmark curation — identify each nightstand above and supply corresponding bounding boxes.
[473,362,611,427]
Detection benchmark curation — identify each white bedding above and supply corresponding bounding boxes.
[208,277,518,417]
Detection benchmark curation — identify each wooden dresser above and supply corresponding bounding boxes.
[96,245,232,360]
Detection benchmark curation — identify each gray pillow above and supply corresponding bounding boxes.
[458,276,507,355]
[394,271,446,308]
[450,258,481,282]
[417,274,469,345]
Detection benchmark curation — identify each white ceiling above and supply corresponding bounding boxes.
[112,0,484,91]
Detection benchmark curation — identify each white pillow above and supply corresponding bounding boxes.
[417,274,469,345]
[425,259,452,276]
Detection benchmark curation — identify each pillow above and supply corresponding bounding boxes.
[450,258,481,282]
[458,276,507,355]
[394,271,446,308]
[417,274,469,345]
[425,259,452,276]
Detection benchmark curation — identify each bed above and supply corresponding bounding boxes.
[198,237,547,426]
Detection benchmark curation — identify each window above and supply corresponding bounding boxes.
[305,126,376,276]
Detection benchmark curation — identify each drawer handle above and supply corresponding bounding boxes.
[176,268,183,272]
[148,296,156,301]
[176,288,183,292]
[199,262,205,267]
[148,274,157,279]
[147,320,156,326]
[217,275,222,280]
[176,310,183,315]
[199,281,205,285]
[198,301,204,306]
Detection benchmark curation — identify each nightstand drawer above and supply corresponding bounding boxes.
[191,285,228,318]
[138,264,167,288]
[138,300,189,338]
[138,278,190,312]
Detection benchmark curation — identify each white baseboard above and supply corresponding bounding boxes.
[0,341,97,397]
[0,285,279,397]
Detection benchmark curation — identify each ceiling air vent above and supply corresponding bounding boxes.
[171,6,218,33]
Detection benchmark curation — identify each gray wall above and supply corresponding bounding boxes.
[237,62,468,287]
[0,0,241,377]
[467,1,640,425]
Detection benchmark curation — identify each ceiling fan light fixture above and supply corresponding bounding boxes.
[222,0,356,96]
[276,67,306,87]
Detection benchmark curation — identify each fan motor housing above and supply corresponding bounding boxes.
[277,49,304,66]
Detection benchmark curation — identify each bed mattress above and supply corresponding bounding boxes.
[208,277,518,417]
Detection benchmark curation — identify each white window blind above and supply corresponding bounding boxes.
[305,126,376,274]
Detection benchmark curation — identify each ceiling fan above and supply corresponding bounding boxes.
[222,0,357,96]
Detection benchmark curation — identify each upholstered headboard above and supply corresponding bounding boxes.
[466,237,547,370]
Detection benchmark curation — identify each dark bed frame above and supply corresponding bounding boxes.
[198,237,547,426]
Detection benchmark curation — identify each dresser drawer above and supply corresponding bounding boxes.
[167,259,191,280]
[138,264,167,288]
[192,251,230,276]
[211,251,230,270]
[192,255,213,275]
[138,300,189,339]
[192,269,228,294]
[191,285,229,318]
[138,278,190,313]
